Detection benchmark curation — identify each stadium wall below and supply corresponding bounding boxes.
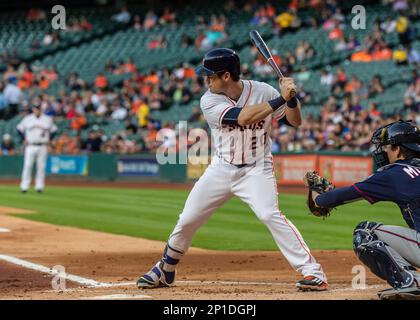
[0,152,373,186]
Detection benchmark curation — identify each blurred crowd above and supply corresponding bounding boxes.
[271,90,420,153]
[0,0,419,156]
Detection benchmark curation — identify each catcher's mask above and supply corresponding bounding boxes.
[371,120,420,168]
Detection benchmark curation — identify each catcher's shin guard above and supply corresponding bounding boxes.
[137,244,184,288]
[353,221,415,289]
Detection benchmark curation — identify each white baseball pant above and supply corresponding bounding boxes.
[20,145,48,191]
[168,156,327,282]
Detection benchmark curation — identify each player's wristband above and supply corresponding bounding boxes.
[286,96,298,109]
[268,96,286,111]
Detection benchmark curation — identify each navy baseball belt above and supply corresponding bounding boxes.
[29,143,48,146]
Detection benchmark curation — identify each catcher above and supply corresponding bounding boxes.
[304,120,420,300]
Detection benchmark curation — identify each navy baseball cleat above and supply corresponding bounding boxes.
[296,276,328,291]
[137,260,176,289]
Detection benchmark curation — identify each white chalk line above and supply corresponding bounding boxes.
[0,227,10,233]
[0,254,110,288]
[0,254,385,297]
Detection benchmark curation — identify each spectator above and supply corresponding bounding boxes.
[112,6,131,24]
[295,67,312,83]
[296,84,312,103]
[143,10,157,30]
[295,41,306,61]
[368,75,384,97]
[133,15,142,30]
[346,34,361,51]
[320,69,334,87]
[0,134,15,155]
[113,59,136,74]
[368,102,381,119]
[148,35,168,50]
[66,72,86,91]
[351,49,373,62]
[54,132,80,154]
[172,81,192,105]
[84,127,104,152]
[328,25,343,40]
[393,45,408,64]
[395,13,410,45]
[274,9,295,32]
[380,17,396,33]
[42,32,59,46]
[403,96,418,113]
[79,16,93,31]
[404,77,420,103]
[331,67,347,95]
[371,43,392,61]
[70,112,87,131]
[3,77,22,119]
[136,99,150,129]
[94,73,108,89]
[0,82,6,119]
[26,8,46,22]
[334,35,347,51]
[393,0,409,11]
[125,119,138,135]
[407,45,420,65]
[110,102,128,121]
[159,7,177,26]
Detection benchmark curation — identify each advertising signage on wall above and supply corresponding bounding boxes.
[117,157,160,177]
[272,154,373,187]
[46,155,88,175]
[273,155,318,185]
[318,155,373,186]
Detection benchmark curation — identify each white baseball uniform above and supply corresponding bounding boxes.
[16,113,57,191]
[167,80,326,281]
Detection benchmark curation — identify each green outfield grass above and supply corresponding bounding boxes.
[0,185,406,250]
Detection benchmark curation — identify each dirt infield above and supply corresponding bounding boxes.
[0,205,388,300]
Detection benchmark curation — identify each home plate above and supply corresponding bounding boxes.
[83,294,153,300]
[0,228,10,233]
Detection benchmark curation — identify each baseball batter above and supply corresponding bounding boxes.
[138,48,327,291]
[16,104,57,193]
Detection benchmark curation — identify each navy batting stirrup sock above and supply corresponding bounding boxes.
[160,244,184,284]
[138,244,184,288]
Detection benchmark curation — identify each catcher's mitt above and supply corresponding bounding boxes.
[303,171,335,218]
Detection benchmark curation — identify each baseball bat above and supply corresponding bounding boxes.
[249,30,296,96]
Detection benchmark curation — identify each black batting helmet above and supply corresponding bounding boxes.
[195,48,240,79]
[371,120,420,168]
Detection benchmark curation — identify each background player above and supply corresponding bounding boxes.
[16,104,57,193]
[137,48,328,291]
[307,120,420,299]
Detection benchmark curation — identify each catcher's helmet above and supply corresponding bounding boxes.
[371,120,420,168]
[195,48,240,78]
